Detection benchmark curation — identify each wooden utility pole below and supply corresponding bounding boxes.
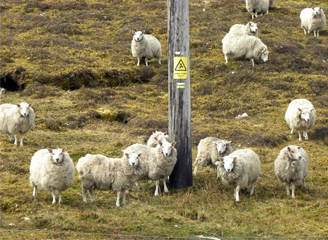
[168,0,192,189]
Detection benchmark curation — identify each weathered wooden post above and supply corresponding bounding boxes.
[168,0,193,189]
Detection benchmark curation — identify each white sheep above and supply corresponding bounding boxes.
[76,152,141,207]
[284,99,316,141]
[0,102,35,146]
[229,22,259,37]
[274,145,309,198]
[29,148,75,205]
[147,131,169,147]
[222,32,269,67]
[131,30,162,66]
[215,149,261,202]
[124,141,177,196]
[193,137,233,176]
[245,0,270,19]
[300,7,326,37]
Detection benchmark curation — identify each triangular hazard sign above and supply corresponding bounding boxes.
[175,59,187,71]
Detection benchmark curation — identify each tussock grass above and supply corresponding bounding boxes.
[1,0,328,239]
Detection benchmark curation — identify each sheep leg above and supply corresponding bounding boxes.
[303,131,308,141]
[291,184,295,198]
[250,58,255,67]
[51,191,56,205]
[154,180,160,196]
[32,186,37,197]
[137,58,140,66]
[224,55,228,64]
[317,31,319,37]
[314,31,316,37]
[286,183,290,196]
[89,189,96,202]
[303,29,306,35]
[250,182,255,196]
[163,178,169,193]
[135,181,141,190]
[234,185,240,202]
[14,135,18,145]
[158,58,161,65]
[145,59,148,66]
[81,186,88,202]
[303,178,306,188]
[116,191,121,207]
[298,131,302,141]
[58,190,62,204]
[19,134,24,146]
[193,164,199,176]
[290,129,293,134]
[8,135,13,141]
[122,190,126,205]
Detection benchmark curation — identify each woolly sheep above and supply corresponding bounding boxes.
[0,102,35,146]
[215,149,261,202]
[284,99,316,141]
[131,30,162,66]
[124,141,177,196]
[229,22,259,37]
[245,0,270,19]
[76,152,141,207]
[193,137,233,176]
[300,7,326,37]
[222,32,269,67]
[29,148,74,205]
[274,145,309,198]
[147,131,169,147]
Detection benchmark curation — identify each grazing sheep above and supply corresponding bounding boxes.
[124,141,177,196]
[0,102,35,146]
[285,99,316,141]
[0,88,6,94]
[222,32,269,66]
[29,148,75,205]
[131,30,162,66]
[193,137,233,176]
[147,131,169,147]
[274,145,309,198]
[76,152,141,207]
[300,7,326,37]
[229,22,259,37]
[246,0,270,19]
[215,149,261,202]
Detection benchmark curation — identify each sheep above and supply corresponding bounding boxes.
[215,149,261,202]
[300,7,326,37]
[124,141,177,196]
[284,99,316,141]
[0,102,35,146]
[147,131,169,147]
[274,145,309,198]
[29,148,75,205]
[245,0,270,19]
[193,137,233,177]
[222,32,269,66]
[76,152,141,207]
[131,30,162,66]
[229,22,259,37]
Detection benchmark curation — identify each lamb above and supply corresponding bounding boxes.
[284,99,316,141]
[147,131,169,147]
[124,141,177,196]
[300,7,326,37]
[215,149,261,202]
[222,32,269,67]
[131,30,162,66]
[245,0,270,19]
[193,137,233,176]
[0,102,35,146]
[274,145,309,198]
[29,148,75,205]
[76,152,141,207]
[229,22,259,37]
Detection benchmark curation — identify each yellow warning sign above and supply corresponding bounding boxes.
[174,57,188,79]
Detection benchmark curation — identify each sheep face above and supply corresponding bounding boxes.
[248,22,258,35]
[125,152,141,167]
[160,141,176,157]
[133,31,144,42]
[48,147,67,163]
[222,156,236,172]
[17,102,32,117]
[313,7,323,18]
[298,108,314,123]
[260,49,269,63]
[286,146,302,170]
[215,141,231,155]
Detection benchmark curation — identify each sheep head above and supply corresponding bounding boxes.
[48,147,66,163]
[17,102,32,117]
[285,146,302,170]
[214,140,231,155]
[124,152,141,167]
[159,140,176,157]
[133,31,144,42]
[298,108,314,123]
[222,156,237,172]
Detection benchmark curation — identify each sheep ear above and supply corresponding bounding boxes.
[48,149,53,153]
[29,103,33,107]
[17,104,20,107]
[233,157,237,162]
[287,146,291,152]
[298,108,302,111]
[298,146,301,150]
[138,153,142,157]
[62,147,66,152]
[158,140,163,146]
[171,141,176,147]
[310,108,314,112]
[248,22,252,26]
[164,131,168,135]
[154,137,158,141]
[125,152,129,157]
[132,30,135,34]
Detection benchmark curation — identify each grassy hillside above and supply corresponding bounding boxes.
[1,0,328,238]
